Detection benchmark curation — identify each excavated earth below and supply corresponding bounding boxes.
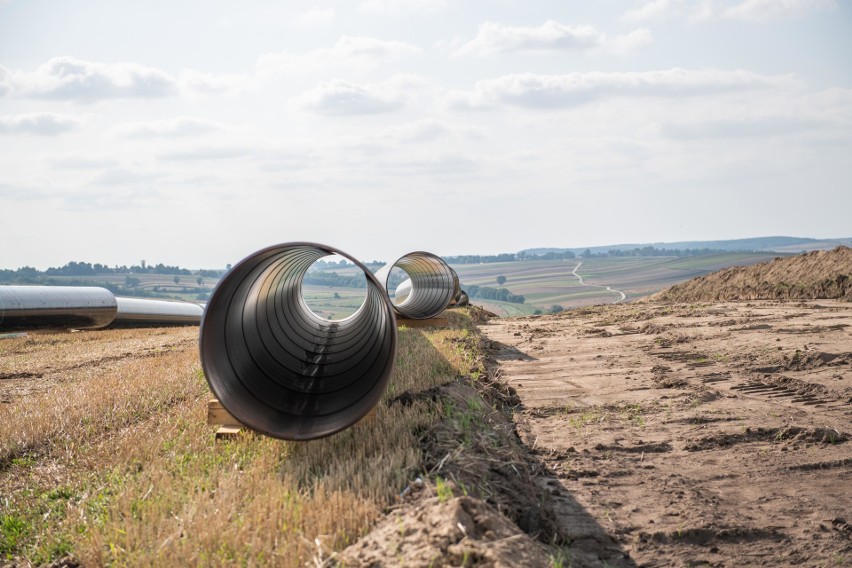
[481,300,852,567]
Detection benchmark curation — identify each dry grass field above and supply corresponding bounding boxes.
[1,309,532,567]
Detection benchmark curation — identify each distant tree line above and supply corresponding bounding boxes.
[311,259,354,271]
[303,269,406,290]
[0,261,224,301]
[445,247,754,264]
[0,273,201,300]
[445,253,519,264]
[303,271,367,288]
[446,251,578,264]
[39,261,196,276]
[519,251,576,260]
[0,261,232,283]
[465,285,525,304]
[577,247,735,258]
[362,261,387,271]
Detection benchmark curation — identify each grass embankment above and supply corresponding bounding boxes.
[0,309,514,566]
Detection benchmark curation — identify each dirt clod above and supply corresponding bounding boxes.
[337,496,550,567]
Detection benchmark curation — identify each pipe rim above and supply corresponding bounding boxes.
[199,242,398,440]
[378,251,455,320]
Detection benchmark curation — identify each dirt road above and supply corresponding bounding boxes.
[572,261,627,304]
[482,300,852,567]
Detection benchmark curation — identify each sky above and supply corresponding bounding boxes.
[1,0,850,269]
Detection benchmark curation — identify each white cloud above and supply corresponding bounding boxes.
[2,38,421,105]
[0,65,10,97]
[295,80,403,115]
[296,8,335,26]
[294,75,427,115]
[721,0,835,21]
[333,35,422,59]
[258,36,422,75]
[625,0,834,22]
[157,146,254,161]
[385,154,480,177]
[623,0,686,21]
[50,154,118,170]
[609,28,655,53]
[689,0,718,21]
[115,116,226,138]
[453,21,652,56]
[1,58,252,101]
[377,119,481,143]
[445,69,799,110]
[7,57,177,101]
[659,86,852,138]
[662,116,829,138]
[0,112,83,135]
[178,70,250,95]
[359,0,447,14]
[90,167,161,187]
[0,180,56,202]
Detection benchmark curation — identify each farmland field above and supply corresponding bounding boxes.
[41,273,219,303]
[451,252,782,315]
[301,285,367,320]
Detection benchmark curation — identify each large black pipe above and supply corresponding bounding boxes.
[199,243,397,440]
[375,252,457,319]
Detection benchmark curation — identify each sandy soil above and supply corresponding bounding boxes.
[482,300,852,567]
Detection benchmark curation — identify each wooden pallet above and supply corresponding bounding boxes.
[207,399,245,439]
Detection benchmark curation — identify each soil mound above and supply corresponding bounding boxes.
[337,496,550,567]
[652,246,852,302]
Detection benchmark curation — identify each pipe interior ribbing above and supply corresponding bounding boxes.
[199,243,397,440]
[376,252,456,320]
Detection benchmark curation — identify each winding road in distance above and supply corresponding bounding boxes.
[571,261,626,303]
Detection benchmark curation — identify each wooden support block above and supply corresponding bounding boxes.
[215,426,243,440]
[208,399,243,427]
[396,316,449,328]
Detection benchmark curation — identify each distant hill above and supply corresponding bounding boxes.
[651,246,852,302]
[521,236,852,257]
